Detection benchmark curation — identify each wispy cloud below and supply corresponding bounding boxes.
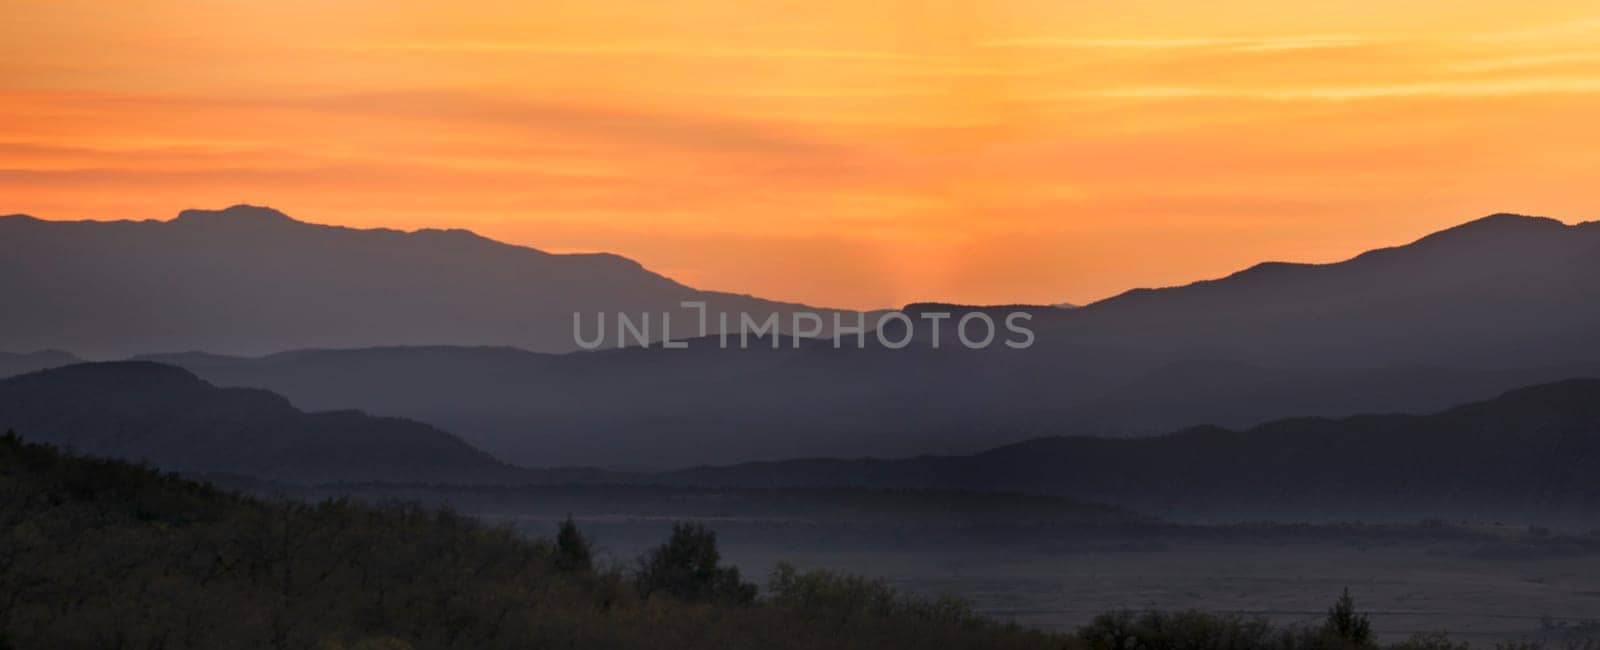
[1449,51,1600,73]
[978,34,1376,52]
[1074,77,1600,101]
[337,42,939,63]
[301,90,855,158]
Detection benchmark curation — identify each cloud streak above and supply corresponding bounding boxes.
[1074,77,1600,101]
[979,34,1377,52]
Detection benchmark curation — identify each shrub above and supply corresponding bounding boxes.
[768,563,977,626]
[634,522,756,605]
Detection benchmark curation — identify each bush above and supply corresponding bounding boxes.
[768,563,977,626]
[765,563,1061,649]
[634,522,756,605]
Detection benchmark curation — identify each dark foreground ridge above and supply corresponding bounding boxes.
[0,432,1577,649]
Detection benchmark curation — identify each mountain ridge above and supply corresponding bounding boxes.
[1086,212,1587,309]
[0,204,866,357]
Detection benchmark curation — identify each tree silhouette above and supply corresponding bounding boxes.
[553,515,594,573]
[1321,588,1375,647]
[634,522,755,605]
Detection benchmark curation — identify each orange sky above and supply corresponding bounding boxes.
[2,1,1598,309]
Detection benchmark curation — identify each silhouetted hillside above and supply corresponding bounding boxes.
[0,361,563,484]
[0,205,864,356]
[668,379,1600,524]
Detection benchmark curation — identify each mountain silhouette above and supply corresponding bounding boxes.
[127,213,1600,467]
[666,378,1600,525]
[0,205,863,357]
[0,361,581,484]
[1054,213,1600,368]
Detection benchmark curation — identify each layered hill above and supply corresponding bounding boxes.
[669,378,1600,524]
[7,359,1600,525]
[0,361,571,484]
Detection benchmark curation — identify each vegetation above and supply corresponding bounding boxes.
[1076,600,1377,650]
[0,431,1592,649]
[633,522,757,605]
[1072,592,1591,650]
[0,431,1063,649]
[767,563,1031,647]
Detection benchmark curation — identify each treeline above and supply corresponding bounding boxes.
[0,431,1588,650]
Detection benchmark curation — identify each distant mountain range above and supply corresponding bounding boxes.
[4,209,1600,468]
[0,362,598,484]
[0,205,861,357]
[59,213,1591,468]
[666,378,1600,524]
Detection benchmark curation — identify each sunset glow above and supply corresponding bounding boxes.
[4,0,1599,308]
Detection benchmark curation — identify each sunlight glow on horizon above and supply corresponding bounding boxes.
[2,0,1598,309]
